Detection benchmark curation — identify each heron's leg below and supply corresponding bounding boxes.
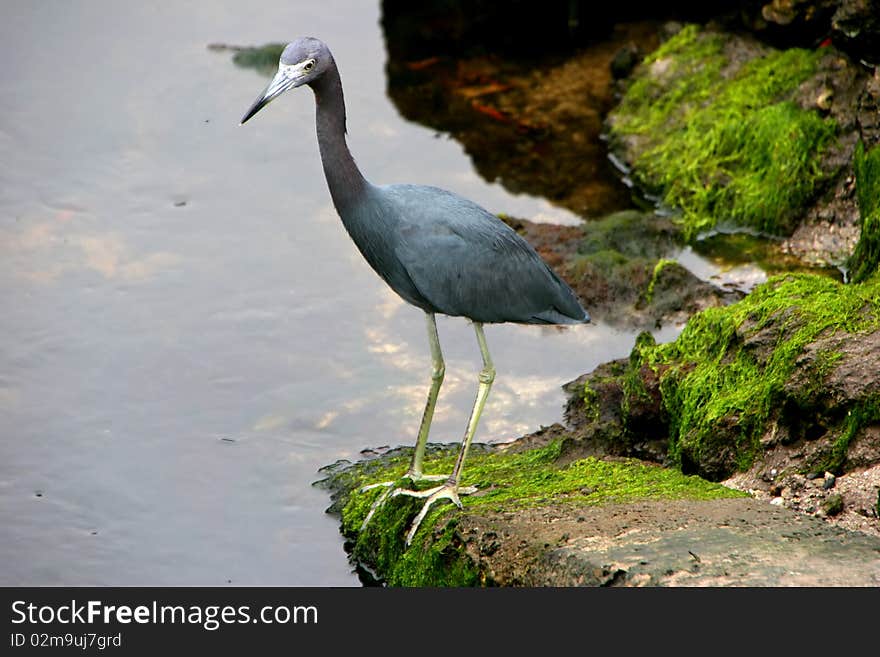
[359,313,449,529]
[406,312,447,479]
[449,321,494,485]
[361,313,446,488]
[396,322,494,545]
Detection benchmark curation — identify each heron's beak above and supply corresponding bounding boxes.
[240,62,309,125]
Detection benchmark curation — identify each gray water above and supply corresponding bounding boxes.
[0,0,679,585]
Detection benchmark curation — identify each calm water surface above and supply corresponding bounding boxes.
[0,1,678,585]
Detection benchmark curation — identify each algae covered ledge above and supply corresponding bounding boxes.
[618,272,880,477]
[317,442,745,586]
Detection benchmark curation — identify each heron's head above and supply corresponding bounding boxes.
[240,37,332,125]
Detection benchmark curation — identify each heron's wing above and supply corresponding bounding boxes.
[389,189,585,324]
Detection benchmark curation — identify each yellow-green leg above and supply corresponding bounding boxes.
[395,322,493,545]
[360,312,450,529]
[407,311,446,479]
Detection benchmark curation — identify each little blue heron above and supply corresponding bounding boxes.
[241,37,589,545]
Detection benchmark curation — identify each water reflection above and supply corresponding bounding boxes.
[3,217,180,284]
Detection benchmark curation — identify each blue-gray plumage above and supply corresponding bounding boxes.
[368,184,587,324]
[241,37,589,544]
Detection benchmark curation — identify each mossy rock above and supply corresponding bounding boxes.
[848,141,880,283]
[565,270,880,480]
[608,24,839,240]
[317,441,744,586]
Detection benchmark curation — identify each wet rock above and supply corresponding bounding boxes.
[560,353,668,463]
[319,438,750,586]
[742,1,880,65]
[782,47,871,267]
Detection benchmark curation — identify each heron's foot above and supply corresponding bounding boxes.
[392,482,478,546]
[359,471,452,531]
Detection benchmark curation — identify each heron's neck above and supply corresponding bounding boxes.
[312,65,369,213]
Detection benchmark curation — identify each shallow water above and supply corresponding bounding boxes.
[0,1,677,585]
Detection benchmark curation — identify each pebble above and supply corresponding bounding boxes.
[823,472,836,490]
[770,497,784,506]
[816,88,834,111]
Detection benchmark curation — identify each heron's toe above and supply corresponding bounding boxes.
[360,480,395,493]
[403,483,478,546]
[360,473,454,530]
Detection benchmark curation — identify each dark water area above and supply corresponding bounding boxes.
[0,1,687,585]
[379,0,750,59]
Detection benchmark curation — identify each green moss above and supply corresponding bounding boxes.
[335,441,743,585]
[615,25,726,139]
[582,381,601,422]
[634,272,880,473]
[618,331,656,425]
[849,141,880,284]
[645,258,678,303]
[816,393,880,473]
[611,25,837,239]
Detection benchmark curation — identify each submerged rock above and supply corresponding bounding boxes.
[503,210,741,328]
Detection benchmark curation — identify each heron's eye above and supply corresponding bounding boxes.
[304,59,315,71]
